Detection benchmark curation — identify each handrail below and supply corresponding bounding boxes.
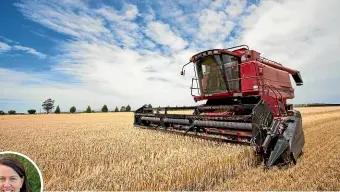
[258,56,282,66]
[191,78,200,96]
[265,86,279,115]
[192,65,200,96]
[269,85,283,104]
[269,84,285,114]
[224,44,249,51]
[262,84,281,116]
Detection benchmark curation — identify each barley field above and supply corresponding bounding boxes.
[0,107,339,191]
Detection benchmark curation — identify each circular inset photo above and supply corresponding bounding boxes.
[0,151,43,192]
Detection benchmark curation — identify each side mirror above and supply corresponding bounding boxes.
[181,61,191,76]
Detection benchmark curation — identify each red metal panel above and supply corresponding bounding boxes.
[240,61,259,92]
[261,63,294,100]
[192,56,295,116]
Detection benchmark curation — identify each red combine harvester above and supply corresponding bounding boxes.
[134,45,304,168]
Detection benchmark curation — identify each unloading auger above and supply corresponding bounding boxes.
[134,45,305,168]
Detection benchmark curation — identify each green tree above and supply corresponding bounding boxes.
[120,106,126,112]
[101,104,108,112]
[0,110,5,115]
[114,106,119,112]
[27,109,36,114]
[55,105,61,114]
[70,106,76,113]
[148,104,153,108]
[86,106,92,113]
[126,105,131,112]
[42,98,55,114]
[8,110,16,115]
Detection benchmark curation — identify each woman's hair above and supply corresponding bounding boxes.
[0,156,31,192]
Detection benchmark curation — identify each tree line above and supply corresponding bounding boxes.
[293,103,340,107]
[0,98,151,115]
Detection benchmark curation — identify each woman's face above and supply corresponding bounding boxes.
[0,164,24,192]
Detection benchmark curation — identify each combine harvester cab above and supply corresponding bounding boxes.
[134,45,305,168]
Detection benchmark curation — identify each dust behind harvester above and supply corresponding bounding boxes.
[134,45,305,168]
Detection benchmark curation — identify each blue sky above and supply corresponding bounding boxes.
[0,0,339,113]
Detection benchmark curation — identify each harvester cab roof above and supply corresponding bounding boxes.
[134,45,305,169]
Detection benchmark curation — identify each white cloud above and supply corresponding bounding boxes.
[0,68,122,112]
[238,0,340,103]
[144,21,189,52]
[96,4,139,22]
[143,6,156,22]
[210,0,228,9]
[12,45,47,59]
[0,41,199,112]
[123,4,139,20]
[143,39,157,49]
[14,1,111,41]
[0,41,11,52]
[225,0,247,18]
[49,38,197,109]
[1,0,340,113]
[95,4,143,49]
[0,40,47,59]
[197,9,235,42]
[0,36,18,44]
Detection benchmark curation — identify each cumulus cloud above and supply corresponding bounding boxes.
[0,68,119,112]
[225,0,247,18]
[1,0,339,113]
[237,0,340,103]
[144,21,189,52]
[3,0,199,112]
[197,9,235,42]
[96,4,142,48]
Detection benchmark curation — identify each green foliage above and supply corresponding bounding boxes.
[0,153,41,192]
[27,109,36,114]
[0,110,5,115]
[101,104,108,112]
[8,110,16,115]
[42,98,55,114]
[85,106,92,113]
[148,104,153,108]
[126,104,131,112]
[70,106,76,113]
[294,103,340,107]
[55,105,61,114]
[114,106,119,112]
[120,106,126,112]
